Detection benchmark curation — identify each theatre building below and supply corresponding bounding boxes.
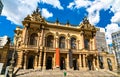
[13,9,116,71]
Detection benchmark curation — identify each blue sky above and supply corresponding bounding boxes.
[0,0,120,44]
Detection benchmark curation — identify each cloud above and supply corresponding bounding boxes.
[40,0,63,10]
[67,0,92,9]
[111,11,120,24]
[67,0,120,44]
[67,0,114,25]
[1,0,62,25]
[41,8,53,18]
[110,0,120,13]
[1,0,40,25]
[67,2,74,9]
[105,23,120,44]
[88,10,100,25]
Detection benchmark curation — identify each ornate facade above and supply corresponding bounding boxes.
[0,36,10,67]
[13,9,116,71]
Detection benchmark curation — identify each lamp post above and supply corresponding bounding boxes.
[112,41,120,74]
[8,29,20,77]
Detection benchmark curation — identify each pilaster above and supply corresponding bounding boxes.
[93,36,97,50]
[34,55,38,69]
[79,54,82,70]
[55,36,59,48]
[17,51,23,68]
[38,51,42,69]
[83,54,86,69]
[42,52,46,70]
[81,32,84,49]
[67,38,70,49]
[66,53,70,70]
[23,51,28,69]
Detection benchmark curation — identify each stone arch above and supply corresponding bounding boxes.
[70,35,77,39]
[59,34,67,38]
[45,32,55,37]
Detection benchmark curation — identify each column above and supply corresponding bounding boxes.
[43,36,46,47]
[53,52,56,69]
[93,36,97,50]
[81,33,84,49]
[37,32,40,47]
[55,37,59,48]
[79,54,82,69]
[43,52,46,70]
[83,54,86,69]
[38,51,42,69]
[40,29,44,46]
[17,51,23,68]
[65,39,67,49]
[66,53,70,70]
[67,38,70,49]
[34,55,38,69]
[96,56,99,69]
[103,55,108,70]
[55,48,60,68]
[25,27,29,46]
[23,52,27,69]
[77,40,80,50]
[23,27,27,44]
[89,39,92,50]
[93,58,96,70]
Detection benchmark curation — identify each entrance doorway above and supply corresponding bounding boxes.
[87,55,94,70]
[88,59,93,70]
[60,57,65,70]
[46,56,52,70]
[73,58,78,70]
[28,55,34,69]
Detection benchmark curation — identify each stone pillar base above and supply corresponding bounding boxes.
[42,66,46,70]
[37,66,42,70]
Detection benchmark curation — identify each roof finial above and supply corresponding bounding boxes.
[83,16,89,24]
[56,18,59,24]
[36,7,39,13]
[66,20,70,25]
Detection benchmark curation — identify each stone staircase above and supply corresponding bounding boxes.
[15,69,119,77]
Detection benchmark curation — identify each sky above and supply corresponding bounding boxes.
[0,0,120,45]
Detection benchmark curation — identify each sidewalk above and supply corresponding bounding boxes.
[0,75,4,77]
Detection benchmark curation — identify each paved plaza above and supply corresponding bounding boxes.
[15,69,119,77]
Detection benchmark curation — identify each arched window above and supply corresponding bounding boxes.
[70,37,76,49]
[107,58,113,71]
[46,35,54,47]
[59,36,65,48]
[30,33,38,45]
[84,39,89,50]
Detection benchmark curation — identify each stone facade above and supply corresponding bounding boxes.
[13,8,116,71]
[0,36,10,67]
